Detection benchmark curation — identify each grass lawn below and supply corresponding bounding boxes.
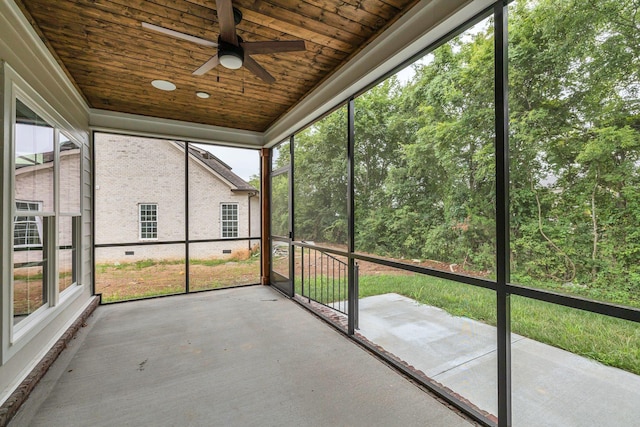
[96,255,261,303]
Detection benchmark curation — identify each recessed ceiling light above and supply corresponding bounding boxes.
[151,80,176,91]
[196,91,210,99]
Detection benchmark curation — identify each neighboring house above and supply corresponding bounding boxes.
[14,140,81,268]
[95,134,260,262]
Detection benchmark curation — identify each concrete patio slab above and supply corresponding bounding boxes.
[358,293,640,427]
[10,287,474,427]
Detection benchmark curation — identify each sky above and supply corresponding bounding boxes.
[15,124,54,156]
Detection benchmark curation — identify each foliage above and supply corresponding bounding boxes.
[294,106,348,245]
[507,0,640,306]
[271,172,290,238]
[290,0,640,308]
[248,174,260,191]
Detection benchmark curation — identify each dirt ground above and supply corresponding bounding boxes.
[91,244,490,303]
[291,244,489,278]
[13,266,77,317]
[13,279,46,316]
[13,244,487,314]
[96,259,261,302]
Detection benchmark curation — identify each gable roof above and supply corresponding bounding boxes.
[176,142,257,193]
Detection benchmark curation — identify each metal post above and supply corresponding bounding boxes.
[339,260,342,313]
[354,263,359,329]
[247,193,252,252]
[332,258,335,309]
[185,142,190,293]
[307,249,311,303]
[288,135,295,297]
[320,251,324,302]
[495,3,512,426]
[347,97,356,335]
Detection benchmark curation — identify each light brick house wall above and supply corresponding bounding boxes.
[95,134,259,263]
[13,147,81,269]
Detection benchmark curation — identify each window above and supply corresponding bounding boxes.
[139,204,157,239]
[14,201,42,248]
[13,98,55,326]
[221,203,238,238]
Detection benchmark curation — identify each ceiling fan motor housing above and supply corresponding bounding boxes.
[232,7,243,25]
[218,36,244,69]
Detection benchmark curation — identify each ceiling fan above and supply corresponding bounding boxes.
[142,0,305,84]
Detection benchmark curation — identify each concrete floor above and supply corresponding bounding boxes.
[359,293,640,427]
[10,286,474,427]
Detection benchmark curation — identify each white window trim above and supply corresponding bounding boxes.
[13,200,43,248]
[139,203,158,240]
[221,203,239,238]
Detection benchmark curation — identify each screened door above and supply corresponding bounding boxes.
[270,142,292,296]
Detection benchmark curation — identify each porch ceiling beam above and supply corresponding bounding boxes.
[89,108,263,148]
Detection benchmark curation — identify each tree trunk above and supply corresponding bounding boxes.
[533,180,576,282]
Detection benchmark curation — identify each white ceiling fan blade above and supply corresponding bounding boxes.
[193,55,220,75]
[142,22,217,48]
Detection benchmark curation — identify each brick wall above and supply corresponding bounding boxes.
[95,135,259,262]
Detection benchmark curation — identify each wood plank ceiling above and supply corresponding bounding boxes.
[16,0,419,132]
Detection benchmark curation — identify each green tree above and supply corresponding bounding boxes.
[287,0,640,307]
[294,106,348,245]
[508,0,640,305]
